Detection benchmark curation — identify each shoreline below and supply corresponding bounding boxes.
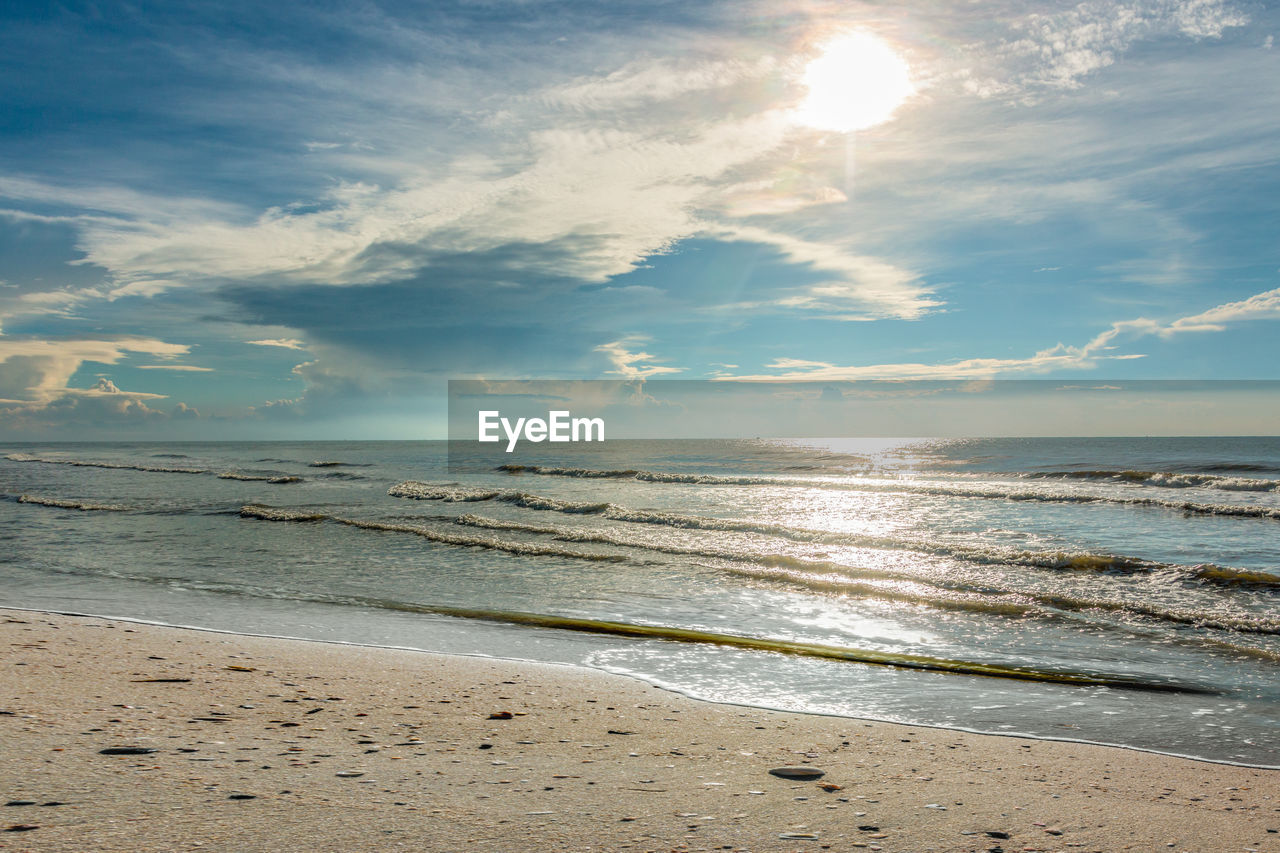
[8,604,1272,773]
[2,607,1278,851]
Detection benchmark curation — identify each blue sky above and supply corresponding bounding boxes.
[0,0,1277,437]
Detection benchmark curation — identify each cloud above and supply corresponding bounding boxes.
[701,225,940,320]
[135,364,214,372]
[730,284,1279,380]
[538,56,779,110]
[1157,285,1280,335]
[595,338,684,379]
[0,337,190,403]
[246,338,308,350]
[1,108,797,300]
[0,372,194,432]
[963,0,1249,100]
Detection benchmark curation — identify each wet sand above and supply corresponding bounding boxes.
[1,608,1277,851]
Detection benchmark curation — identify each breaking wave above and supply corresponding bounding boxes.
[389,481,1280,588]
[217,472,304,484]
[17,494,129,512]
[491,467,1280,520]
[6,452,206,474]
[1023,470,1280,492]
[6,452,304,485]
[238,504,626,562]
[448,514,1280,635]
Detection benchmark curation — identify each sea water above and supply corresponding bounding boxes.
[2,437,1277,766]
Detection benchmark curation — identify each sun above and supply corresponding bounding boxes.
[793,31,914,133]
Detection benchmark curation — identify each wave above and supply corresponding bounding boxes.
[1023,470,1280,492]
[238,505,626,562]
[388,481,611,514]
[1184,462,1280,475]
[17,494,129,512]
[6,453,304,485]
[390,482,1280,588]
[492,467,1280,521]
[1186,564,1280,587]
[408,605,1213,694]
[449,513,1280,635]
[6,452,207,474]
[498,463,795,486]
[217,472,304,484]
[388,483,501,502]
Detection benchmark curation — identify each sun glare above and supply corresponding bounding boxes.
[793,31,914,133]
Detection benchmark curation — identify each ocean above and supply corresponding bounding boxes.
[2,437,1277,767]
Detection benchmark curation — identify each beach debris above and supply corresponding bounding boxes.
[98,747,157,755]
[818,782,843,791]
[778,832,819,840]
[985,830,1011,839]
[858,825,880,831]
[39,802,65,807]
[225,665,256,672]
[335,771,364,778]
[769,766,825,780]
[4,824,39,832]
[488,711,514,719]
[228,794,257,800]
[131,678,191,683]
[4,801,36,807]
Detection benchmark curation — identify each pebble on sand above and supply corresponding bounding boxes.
[98,747,158,755]
[769,766,826,780]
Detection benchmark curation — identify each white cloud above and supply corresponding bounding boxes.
[246,338,308,350]
[1158,286,1280,334]
[595,338,684,379]
[538,56,779,110]
[702,224,940,320]
[965,0,1249,99]
[0,337,189,403]
[0,45,943,329]
[729,284,1279,380]
[135,364,214,372]
[0,111,801,298]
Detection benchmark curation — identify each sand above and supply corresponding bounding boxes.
[1,608,1276,852]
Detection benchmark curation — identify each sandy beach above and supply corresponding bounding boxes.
[1,608,1276,852]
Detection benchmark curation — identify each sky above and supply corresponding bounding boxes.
[0,0,1278,438]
